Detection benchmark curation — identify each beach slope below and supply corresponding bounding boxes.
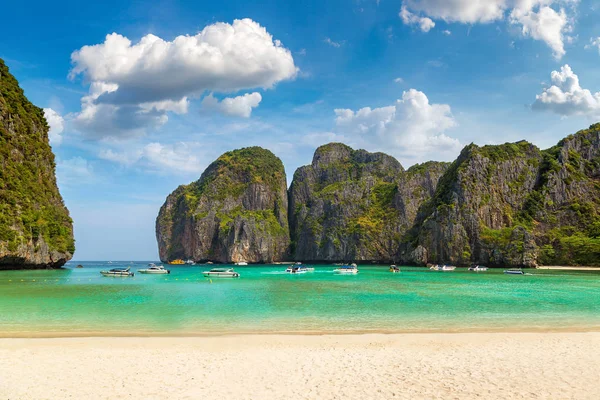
[1,332,598,399]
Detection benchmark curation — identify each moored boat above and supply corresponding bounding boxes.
[235,261,248,266]
[285,264,313,274]
[334,263,359,274]
[468,265,488,272]
[203,268,240,278]
[389,265,400,273]
[100,267,134,277]
[169,259,185,265]
[430,264,456,271]
[504,268,524,275]
[185,259,194,265]
[138,263,170,274]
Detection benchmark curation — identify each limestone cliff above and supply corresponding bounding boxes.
[0,59,74,269]
[288,143,448,262]
[156,147,289,263]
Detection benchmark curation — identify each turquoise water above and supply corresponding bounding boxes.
[1,261,599,336]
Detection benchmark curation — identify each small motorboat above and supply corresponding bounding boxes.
[101,267,134,277]
[138,263,170,274]
[504,268,524,275]
[185,259,194,265]
[235,261,248,266]
[285,264,313,274]
[169,259,185,265]
[468,265,488,272]
[334,263,359,274]
[389,265,400,273]
[203,268,240,278]
[430,265,456,271]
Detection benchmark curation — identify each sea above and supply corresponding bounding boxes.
[1,261,599,336]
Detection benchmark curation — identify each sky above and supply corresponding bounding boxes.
[2,0,600,260]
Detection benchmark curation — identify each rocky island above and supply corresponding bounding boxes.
[0,59,74,269]
[156,147,290,263]
[158,125,600,267]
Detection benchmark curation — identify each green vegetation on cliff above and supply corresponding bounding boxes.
[0,59,74,261]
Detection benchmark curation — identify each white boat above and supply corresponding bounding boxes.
[389,265,400,273]
[334,263,359,274]
[285,264,313,274]
[185,259,195,265]
[138,263,170,274]
[100,267,134,277]
[203,268,240,278]
[235,262,248,266]
[430,265,456,271]
[504,268,524,275]
[468,265,488,272]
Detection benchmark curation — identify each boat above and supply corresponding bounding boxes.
[430,265,456,271]
[169,259,185,265]
[285,264,313,274]
[203,268,240,278]
[334,263,359,274]
[468,265,488,272]
[235,261,248,266]
[100,267,134,277]
[138,263,170,274]
[504,268,524,275]
[389,265,400,273]
[185,259,195,265]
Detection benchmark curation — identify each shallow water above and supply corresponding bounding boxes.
[1,261,599,335]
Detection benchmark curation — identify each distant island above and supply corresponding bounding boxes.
[158,128,600,268]
[0,59,74,269]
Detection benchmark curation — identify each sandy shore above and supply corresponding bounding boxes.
[1,333,599,399]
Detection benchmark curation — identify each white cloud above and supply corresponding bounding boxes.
[585,37,600,53]
[532,64,600,117]
[99,142,206,175]
[324,37,344,48]
[442,29,452,35]
[333,89,461,163]
[201,92,262,118]
[400,6,436,32]
[402,0,505,23]
[57,157,94,186]
[69,19,297,138]
[509,5,570,59]
[400,0,577,59]
[394,77,404,83]
[43,108,64,146]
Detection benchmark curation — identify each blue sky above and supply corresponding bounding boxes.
[2,0,600,260]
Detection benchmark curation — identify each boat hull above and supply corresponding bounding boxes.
[138,270,170,274]
[100,271,134,277]
[203,272,240,278]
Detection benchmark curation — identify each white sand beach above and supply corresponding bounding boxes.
[1,332,599,399]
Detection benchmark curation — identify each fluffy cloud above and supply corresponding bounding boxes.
[400,6,435,32]
[400,0,577,58]
[532,64,600,117]
[69,19,297,138]
[509,5,570,59]
[99,142,205,175]
[333,89,461,163]
[43,108,64,146]
[201,92,262,118]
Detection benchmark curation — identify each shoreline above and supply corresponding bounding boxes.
[2,332,599,399]
[2,325,599,338]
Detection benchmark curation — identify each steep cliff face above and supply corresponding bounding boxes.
[156,147,289,263]
[288,143,448,262]
[0,59,74,269]
[413,126,600,266]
